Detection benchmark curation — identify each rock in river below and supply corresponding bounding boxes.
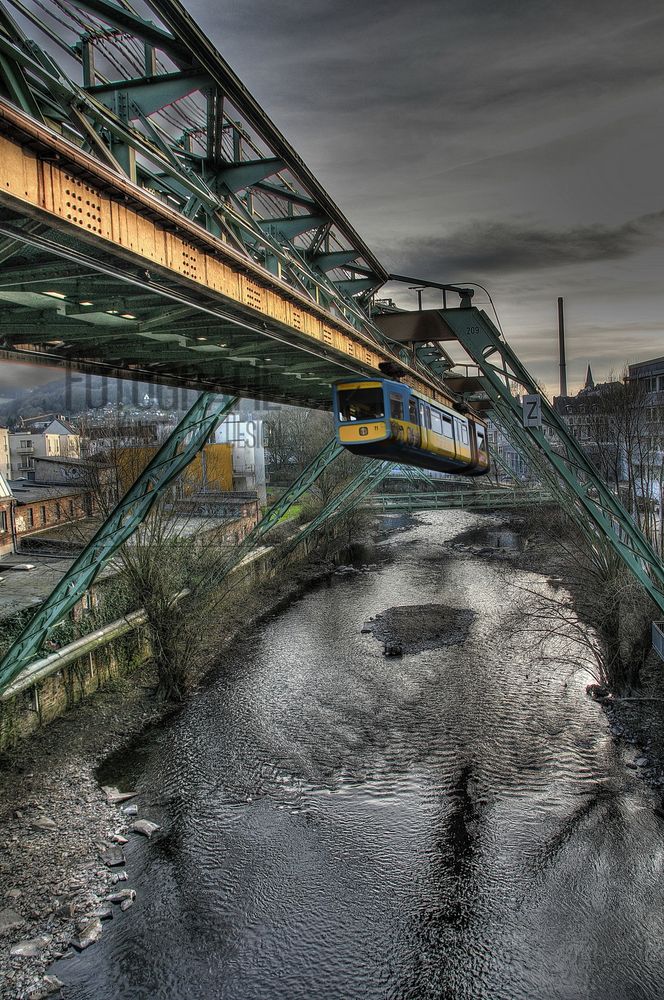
[102,785,138,805]
[72,917,103,951]
[34,975,65,998]
[100,845,125,867]
[106,888,136,905]
[131,819,160,839]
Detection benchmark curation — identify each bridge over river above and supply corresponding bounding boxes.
[0,5,663,999]
[0,1,663,723]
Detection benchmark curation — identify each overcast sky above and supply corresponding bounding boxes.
[187,0,664,395]
[5,0,664,397]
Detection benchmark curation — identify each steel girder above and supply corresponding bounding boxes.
[0,392,237,691]
[285,459,395,554]
[0,0,390,337]
[212,438,345,583]
[438,307,664,614]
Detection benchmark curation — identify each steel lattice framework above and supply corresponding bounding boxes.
[0,0,455,406]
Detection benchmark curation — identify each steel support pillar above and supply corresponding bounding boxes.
[439,307,664,614]
[0,392,238,692]
[212,438,345,581]
[284,459,395,554]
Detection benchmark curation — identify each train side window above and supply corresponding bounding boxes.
[409,399,418,424]
[431,409,442,434]
[390,394,404,420]
[442,414,453,438]
[477,426,487,452]
[461,423,469,445]
[424,406,431,429]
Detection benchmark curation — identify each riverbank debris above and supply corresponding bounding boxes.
[0,907,25,933]
[30,816,57,832]
[10,934,52,957]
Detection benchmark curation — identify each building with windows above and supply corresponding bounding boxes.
[8,480,93,542]
[8,419,81,478]
[486,419,529,481]
[214,415,267,504]
[0,472,14,556]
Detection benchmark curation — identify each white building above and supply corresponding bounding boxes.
[0,428,9,482]
[214,416,267,504]
[9,419,81,478]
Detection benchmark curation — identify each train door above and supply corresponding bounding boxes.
[419,401,430,450]
[408,397,421,449]
[468,420,479,470]
[453,416,470,462]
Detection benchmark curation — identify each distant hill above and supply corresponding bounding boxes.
[0,375,200,426]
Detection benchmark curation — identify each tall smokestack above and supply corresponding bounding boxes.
[557,296,568,397]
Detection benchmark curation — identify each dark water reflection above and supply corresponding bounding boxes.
[57,512,664,999]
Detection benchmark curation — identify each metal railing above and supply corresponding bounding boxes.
[652,622,664,662]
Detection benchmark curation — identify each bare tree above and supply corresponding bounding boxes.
[505,504,655,693]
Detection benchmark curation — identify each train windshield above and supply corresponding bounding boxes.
[337,386,385,422]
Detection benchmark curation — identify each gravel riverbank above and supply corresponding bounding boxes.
[0,546,379,1000]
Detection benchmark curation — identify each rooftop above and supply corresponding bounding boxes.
[7,480,89,504]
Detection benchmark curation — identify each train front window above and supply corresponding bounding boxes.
[337,386,384,422]
[477,426,487,452]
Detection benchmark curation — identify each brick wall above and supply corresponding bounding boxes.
[0,498,13,556]
[13,492,93,538]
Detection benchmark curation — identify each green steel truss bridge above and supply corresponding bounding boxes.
[0,0,663,693]
[372,487,550,513]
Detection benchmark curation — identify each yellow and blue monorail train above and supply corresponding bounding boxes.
[333,378,490,476]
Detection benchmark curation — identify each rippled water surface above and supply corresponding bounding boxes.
[58,512,664,999]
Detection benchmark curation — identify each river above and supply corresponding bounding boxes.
[56,511,664,999]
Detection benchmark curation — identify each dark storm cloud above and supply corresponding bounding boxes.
[192,0,664,126]
[397,210,664,278]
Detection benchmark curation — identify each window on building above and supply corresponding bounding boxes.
[69,499,74,516]
[27,508,34,528]
[40,505,46,525]
[0,510,6,532]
